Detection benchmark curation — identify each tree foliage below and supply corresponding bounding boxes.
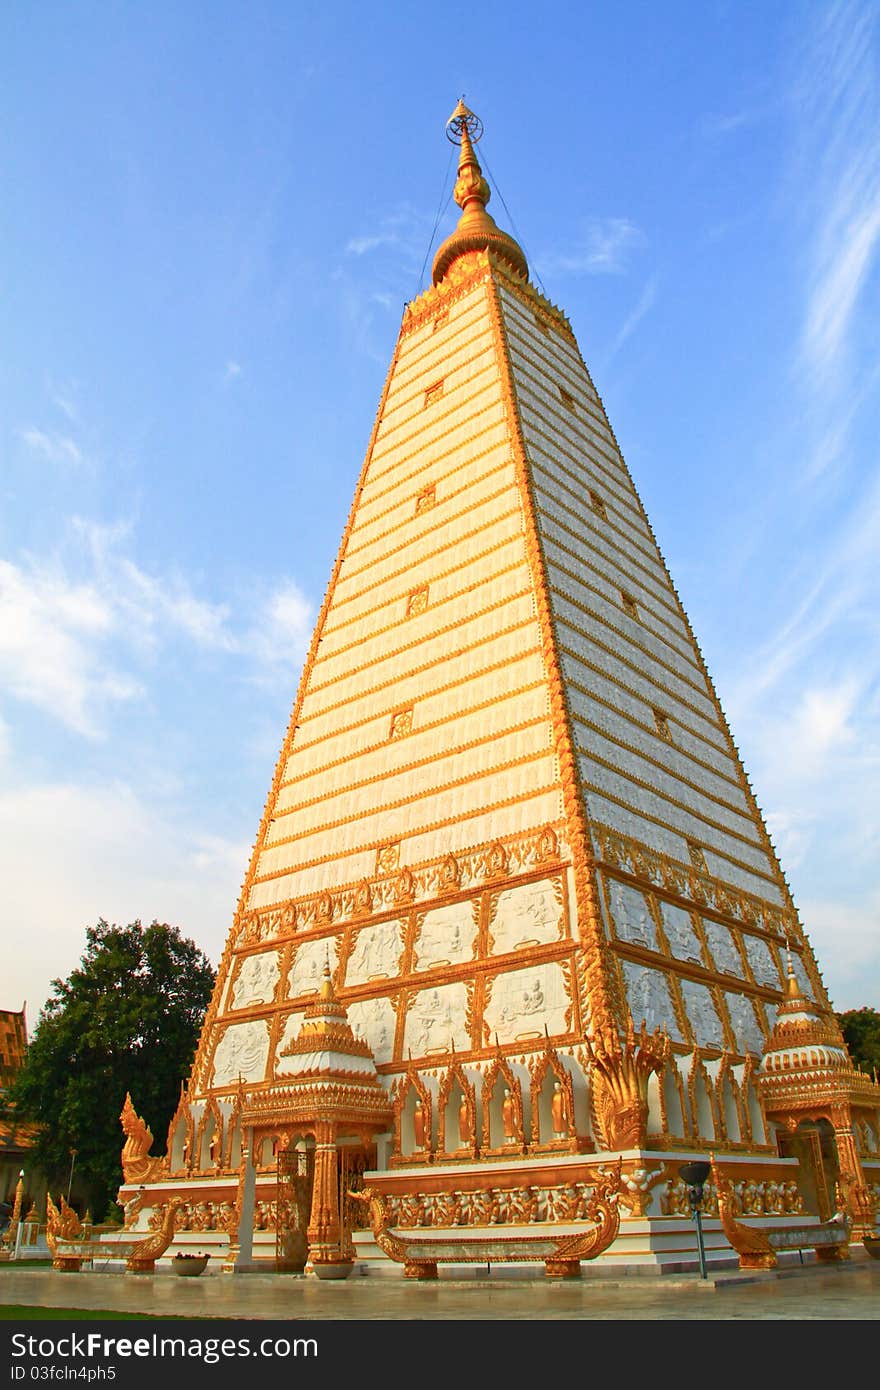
[9,920,215,1219]
[837,1007,880,1079]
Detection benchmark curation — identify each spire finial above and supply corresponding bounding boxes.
[431,99,528,286]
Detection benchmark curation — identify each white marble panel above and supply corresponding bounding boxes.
[413,901,478,972]
[607,881,658,951]
[344,918,406,985]
[724,993,765,1055]
[211,1020,270,1087]
[288,937,339,999]
[578,730,753,834]
[542,517,676,619]
[403,982,470,1056]
[701,920,745,978]
[489,878,565,955]
[658,901,704,965]
[742,933,781,988]
[551,589,703,693]
[620,963,685,1042]
[482,961,571,1044]
[679,981,726,1049]
[347,996,398,1065]
[557,617,717,722]
[582,765,772,872]
[567,681,736,784]
[230,950,281,1010]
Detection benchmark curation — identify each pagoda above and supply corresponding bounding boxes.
[118,102,880,1275]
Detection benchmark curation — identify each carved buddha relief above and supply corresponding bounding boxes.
[620,962,685,1043]
[742,932,782,988]
[348,996,397,1064]
[657,899,703,965]
[230,950,281,1010]
[344,917,405,986]
[288,937,338,998]
[211,1019,270,1087]
[489,878,564,955]
[483,961,570,1044]
[607,880,658,951]
[412,901,477,972]
[403,982,470,1057]
[724,992,765,1055]
[679,980,726,1050]
[701,920,745,978]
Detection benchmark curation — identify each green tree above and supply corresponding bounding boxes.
[9,920,215,1219]
[836,1007,880,1079]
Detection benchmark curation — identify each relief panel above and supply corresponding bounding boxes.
[658,900,704,966]
[412,900,479,972]
[679,980,726,1050]
[701,920,745,979]
[742,932,781,988]
[211,1019,271,1087]
[348,996,398,1065]
[724,992,766,1055]
[606,880,658,951]
[482,960,571,1045]
[488,876,566,956]
[230,950,281,1010]
[620,962,685,1043]
[288,936,339,999]
[403,982,470,1056]
[344,917,406,986]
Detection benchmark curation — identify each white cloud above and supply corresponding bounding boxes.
[0,517,315,739]
[791,0,880,476]
[0,779,247,1021]
[224,360,242,380]
[797,894,880,1012]
[608,276,658,359]
[244,581,313,684]
[20,428,83,467]
[538,218,645,277]
[0,557,139,737]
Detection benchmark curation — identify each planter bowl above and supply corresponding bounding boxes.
[172,1254,210,1277]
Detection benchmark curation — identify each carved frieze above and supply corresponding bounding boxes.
[482,960,572,1045]
[211,1020,271,1087]
[488,876,565,956]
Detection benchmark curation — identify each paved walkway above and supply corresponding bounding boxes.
[2,1259,878,1320]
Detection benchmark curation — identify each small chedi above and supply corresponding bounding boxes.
[118,101,880,1277]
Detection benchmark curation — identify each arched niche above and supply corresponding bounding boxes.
[689,1058,718,1143]
[481,1058,523,1151]
[437,1064,477,1156]
[661,1061,688,1140]
[717,1059,743,1145]
[396,1074,433,1160]
[166,1097,193,1175]
[530,1049,575,1146]
[196,1099,223,1172]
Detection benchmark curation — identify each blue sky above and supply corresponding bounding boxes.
[2,1,878,1021]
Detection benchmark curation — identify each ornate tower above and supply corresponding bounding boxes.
[120,102,880,1274]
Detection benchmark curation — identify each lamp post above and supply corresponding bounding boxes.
[678,1160,711,1280]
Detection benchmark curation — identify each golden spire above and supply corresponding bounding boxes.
[432,99,528,286]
